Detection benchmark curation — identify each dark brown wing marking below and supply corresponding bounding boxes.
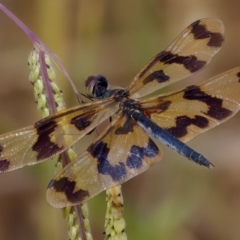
[87,140,127,182]
[142,69,170,84]
[70,109,98,131]
[126,138,159,169]
[183,85,232,119]
[47,114,162,207]
[190,19,224,47]
[166,115,209,138]
[158,51,206,73]
[126,18,224,98]
[0,99,118,172]
[33,120,63,160]
[48,177,90,204]
[0,159,9,172]
[139,66,240,143]
[0,145,9,171]
[115,117,135,134]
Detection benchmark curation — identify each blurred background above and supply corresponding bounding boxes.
[0,0,240,239]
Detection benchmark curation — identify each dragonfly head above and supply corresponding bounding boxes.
[85,75,109,99]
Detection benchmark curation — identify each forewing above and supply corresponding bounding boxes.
[138,67,240,143]
[0,99,118,172]
[47,113,162,207]
[127,18,224,98]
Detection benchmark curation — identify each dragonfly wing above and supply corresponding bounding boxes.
[0,99,118,172]
[127,18,224,98]
[138,66,240,143]
[47,113,162,207]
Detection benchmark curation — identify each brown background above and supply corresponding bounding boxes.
[0,0,240,239]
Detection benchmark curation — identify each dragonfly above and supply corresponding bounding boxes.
[0,18,240,208]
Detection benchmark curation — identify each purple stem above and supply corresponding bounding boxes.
[0,3,82,103]
[39,51,57,115]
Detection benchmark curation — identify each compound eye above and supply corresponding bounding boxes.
[84,75,109,99]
